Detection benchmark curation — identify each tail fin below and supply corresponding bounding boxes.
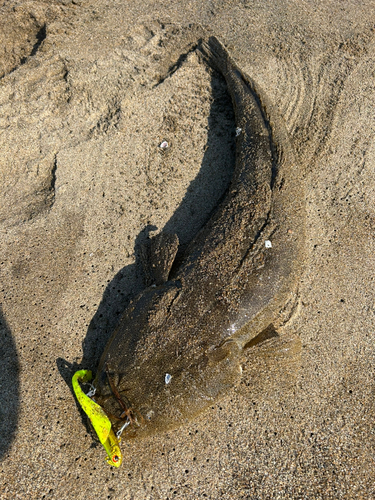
[198,36,230,75]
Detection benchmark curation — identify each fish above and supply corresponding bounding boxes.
[84,36,304,446]
[72,370,122,467]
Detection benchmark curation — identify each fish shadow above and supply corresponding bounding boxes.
[58,57,236,383]
[0,306,20,461]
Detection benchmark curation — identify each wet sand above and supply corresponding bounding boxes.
[1,0,375,498]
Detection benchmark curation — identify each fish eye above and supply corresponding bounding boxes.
[113,455,119,462]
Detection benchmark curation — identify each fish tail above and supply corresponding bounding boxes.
[199,36,230,75]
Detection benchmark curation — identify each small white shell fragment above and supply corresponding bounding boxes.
[159,140,169,149]
[165,373,172,385]
[265,240,272,248]
[146,410,154,420]
[227,323,237,334]
[235,127,242,137]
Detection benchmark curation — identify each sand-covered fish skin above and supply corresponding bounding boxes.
[93,36,305,438]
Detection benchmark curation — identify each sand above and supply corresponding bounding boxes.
[1,0,375,498]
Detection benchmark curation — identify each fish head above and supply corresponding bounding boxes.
[105,439,122,468]
[93,283,243,438]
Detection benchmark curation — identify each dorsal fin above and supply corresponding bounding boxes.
[141,232,179,287]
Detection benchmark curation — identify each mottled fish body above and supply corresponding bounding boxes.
[93,37,304,438]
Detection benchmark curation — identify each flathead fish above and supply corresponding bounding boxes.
[88,36,304,443]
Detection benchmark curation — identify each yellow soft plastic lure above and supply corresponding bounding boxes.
[72,370,122,467]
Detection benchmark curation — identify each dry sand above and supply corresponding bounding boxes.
[1,0,375,498]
